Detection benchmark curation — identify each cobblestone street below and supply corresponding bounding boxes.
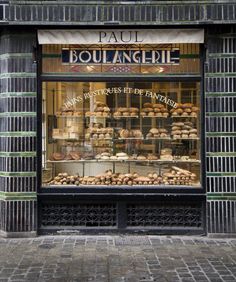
[0,235,235,282]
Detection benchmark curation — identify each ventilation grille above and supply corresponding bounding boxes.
[41,204,117,227]
[127,204,203,228]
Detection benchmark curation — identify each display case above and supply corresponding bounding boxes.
[42,81,201,189]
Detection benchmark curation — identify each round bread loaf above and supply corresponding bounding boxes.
[69,152,81,160]
[192,106,199,112]
[130,107,139,112]
[182,103,193,108]
[116,152,128,157]
[119,129,129,138]
[137,155,146,160]
[150,128,159,134]
[189,129,197,134]
[159,128,168,133]
[184,108,192,113]
[143,103,153,108]
[52,152,65,161]
[190,112,197,117]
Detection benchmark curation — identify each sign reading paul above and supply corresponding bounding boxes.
[61,30,180,65]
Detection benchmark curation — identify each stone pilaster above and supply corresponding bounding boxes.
[0,30,37,237]
[205,25,236,234]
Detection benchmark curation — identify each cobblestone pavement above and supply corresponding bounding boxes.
[0,236,236,282]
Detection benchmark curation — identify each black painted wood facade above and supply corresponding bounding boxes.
[0,1,236,236]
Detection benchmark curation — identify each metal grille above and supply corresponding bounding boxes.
[208,201,236,233]
[127,204,203,228]
[41,204,117,227]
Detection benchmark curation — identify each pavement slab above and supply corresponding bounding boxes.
[0,236,235,281]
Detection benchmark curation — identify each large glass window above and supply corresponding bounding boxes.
[42,81,201,187]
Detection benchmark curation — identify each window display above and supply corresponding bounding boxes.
[42,81,201,188]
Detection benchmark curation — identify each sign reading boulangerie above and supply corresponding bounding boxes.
[62,49,180,65]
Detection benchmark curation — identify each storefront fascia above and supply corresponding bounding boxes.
[37,28,206,235]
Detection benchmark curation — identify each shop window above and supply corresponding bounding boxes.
[42,81,201,188]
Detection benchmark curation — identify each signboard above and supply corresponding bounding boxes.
[62,48,180,65]
[38,29,204,45]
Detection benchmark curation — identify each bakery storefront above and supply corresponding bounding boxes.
[38,29,206,234]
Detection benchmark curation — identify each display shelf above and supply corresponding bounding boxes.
[56,115,83,118]
[44,183,201,188]
[171,115,197,118]
[52,137,81,141]
[146,137,171,140]
[172,137,200,140]
[141,116,168,118]
[85,114,111,118]
[90,138,113,141]
[113,115,139,119]
[47,159,201,164]
[118,137,144,140]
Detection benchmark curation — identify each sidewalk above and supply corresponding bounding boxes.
[0,235,235,282]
